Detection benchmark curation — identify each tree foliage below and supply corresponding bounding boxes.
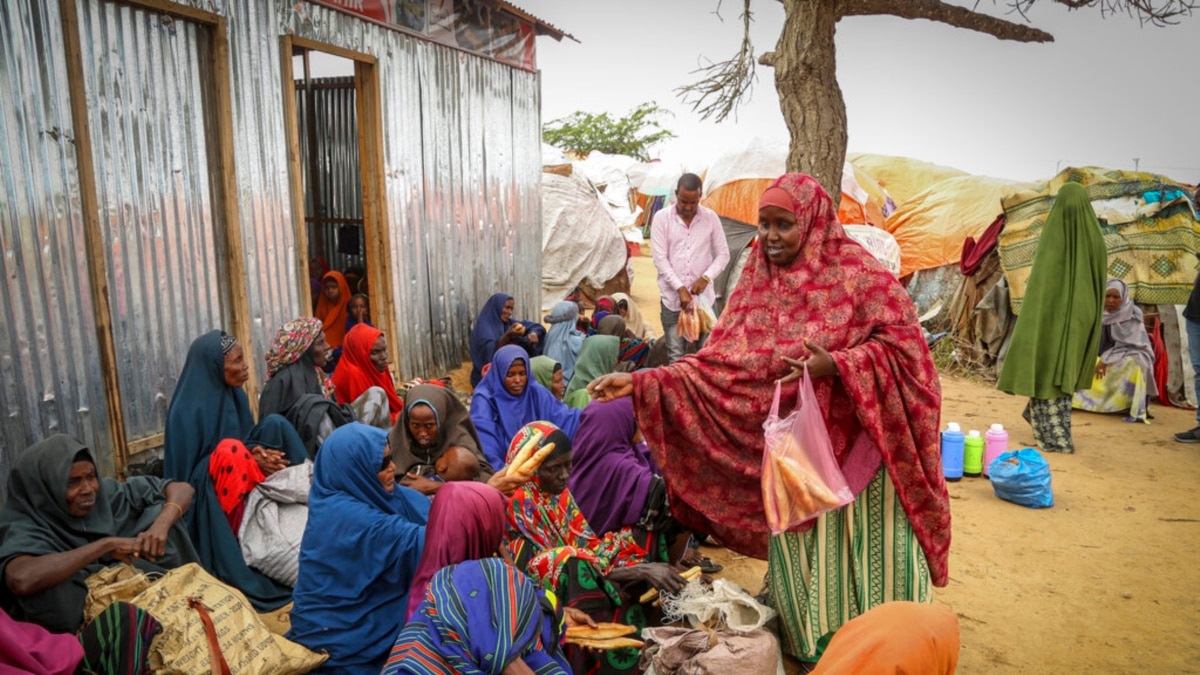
[678,0,1195,199]
[542,102,677,162]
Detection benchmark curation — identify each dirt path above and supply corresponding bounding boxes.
[625,247,1200,673]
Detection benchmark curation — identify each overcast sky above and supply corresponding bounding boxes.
[519,0,1199,184]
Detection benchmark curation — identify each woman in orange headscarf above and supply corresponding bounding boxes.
[316,271,352,350]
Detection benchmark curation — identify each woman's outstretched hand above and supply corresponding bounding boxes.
[781,341,837,382]
[588,373,634,401]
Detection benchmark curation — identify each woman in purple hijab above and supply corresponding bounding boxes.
[567,399,676,537]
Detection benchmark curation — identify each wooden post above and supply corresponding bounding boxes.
[209,17,259,414]
[280,36,314,315]
[60,0,130,477]
[355,59,400,380]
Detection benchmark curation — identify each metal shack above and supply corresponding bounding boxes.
[1,0,568,491]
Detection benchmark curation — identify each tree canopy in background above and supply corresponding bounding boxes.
[679,0,1195,201]
[543,102,677,162]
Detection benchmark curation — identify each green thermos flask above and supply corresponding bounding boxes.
[963,429,984,477]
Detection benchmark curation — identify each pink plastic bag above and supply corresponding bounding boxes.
[761,365,855,534]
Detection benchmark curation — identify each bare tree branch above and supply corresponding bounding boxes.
[841,0,1055,41]
[1039,0,1197,26]
[674,0,757,123]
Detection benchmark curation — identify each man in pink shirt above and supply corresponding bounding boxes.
[651,173,731,363]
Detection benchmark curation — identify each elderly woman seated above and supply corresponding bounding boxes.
[165,329,308,610]
[1072,279,1156,422]
[259,317,392,454]
[0,436,196,633]
[504,422,690,675]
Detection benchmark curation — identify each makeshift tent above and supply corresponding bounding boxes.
[885,175,1034,278]
[573,150,643,244]
[944,167,1200,404]
[630,160,686,236]
[847,154,969,205]
[703,140,893,228]
[541,170,630,311]
[999,167,1200,313]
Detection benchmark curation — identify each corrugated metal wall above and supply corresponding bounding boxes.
[277,0,542,378]
[0,0,116,493]
[0,0,543,482]
[77,0,231,442]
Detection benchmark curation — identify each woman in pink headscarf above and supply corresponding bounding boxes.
[404,481,508,621]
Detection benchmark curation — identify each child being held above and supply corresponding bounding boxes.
[433,446,481,483]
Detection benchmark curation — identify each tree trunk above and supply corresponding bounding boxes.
[774,0,845,203]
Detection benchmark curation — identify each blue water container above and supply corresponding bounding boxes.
[941,422,964,482]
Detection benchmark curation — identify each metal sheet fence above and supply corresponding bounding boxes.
[0,0,543,487]
[0,0,115,494]
[281,0,542,378]
[77,0,230,441]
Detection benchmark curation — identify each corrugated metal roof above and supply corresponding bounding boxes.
[500,1,577,42]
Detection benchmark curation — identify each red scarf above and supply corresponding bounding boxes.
[331,323,402,423]
[633,174,950,586]
[207,439,265,536]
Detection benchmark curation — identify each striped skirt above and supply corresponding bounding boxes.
[768,468,932,661]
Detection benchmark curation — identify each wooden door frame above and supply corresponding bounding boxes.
[280,36,400,378]
[61,0,254,474]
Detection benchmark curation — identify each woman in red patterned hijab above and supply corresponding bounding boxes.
[590,173,949,665]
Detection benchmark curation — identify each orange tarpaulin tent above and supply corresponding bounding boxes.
[885,175,1034,278]
[702,140,892,227]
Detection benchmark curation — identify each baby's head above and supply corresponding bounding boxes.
[435,446,481,482]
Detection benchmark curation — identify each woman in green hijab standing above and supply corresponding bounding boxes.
[998,182,1107,453]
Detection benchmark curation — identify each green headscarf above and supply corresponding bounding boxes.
[530,355,561,394]
[998,182,1107,399]
[564,335,620,409]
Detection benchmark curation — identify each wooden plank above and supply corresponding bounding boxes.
[125,433,165,456]
[280,36,313,315]
[290,35,376,64]
[209,17,260,415]
[60,0,130,478]
[111,0,219,25]
[355,60,401,379]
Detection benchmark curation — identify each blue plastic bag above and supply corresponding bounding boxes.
[989,448,1053,508]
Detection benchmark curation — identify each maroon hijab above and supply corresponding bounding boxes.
[632,174,950,586]
[405,482,508,620]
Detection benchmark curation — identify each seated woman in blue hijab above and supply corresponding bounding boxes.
[382,558,571,675]
[469,345,582,470]
[164,330,308,611]
[287,423,429,674]
[543,301,587,385]
[469,293,546,386]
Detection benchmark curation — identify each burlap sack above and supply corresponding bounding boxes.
[83,564,155,624]
[129,563,326,675]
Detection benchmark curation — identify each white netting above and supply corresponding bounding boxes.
[659,579,775,633]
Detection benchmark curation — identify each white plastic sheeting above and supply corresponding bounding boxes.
[843,225,902,278]
[541,171,627,311]
[573,150,642,241]
[239,461,312,588]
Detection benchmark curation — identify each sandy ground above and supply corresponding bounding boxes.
[446,246,1200,673]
